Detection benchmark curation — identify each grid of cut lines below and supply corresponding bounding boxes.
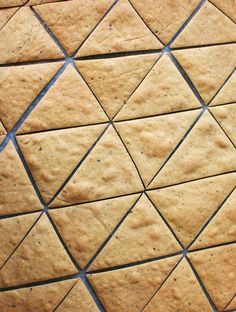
[0,0,235,311]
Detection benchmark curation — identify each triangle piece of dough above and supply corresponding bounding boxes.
[210,72,236,106]
[75,53,159,118]
[0,279,76,312]
[225,295,236,311]
[115,54,201,121]
[34,0,114,56]
[50,126,143,207]
[89,194,181,271]
[76,0,162,57]
[129,0,201,44]
[0,213,77,288]
[49,194,139,268]
[144,258,212,312]
[0,212,40,268]
[0,7,63,64]
[148,173,236,248]
[209,0,236,23]
[149,111,236,189]
[56,278,99,312]
[0,120,6,144]
[0,7,18,30]
[0,142,42,216]
[189,244,236,310]
[115,110,200,185]
[210,103,236,145]
[172,1,236,48]
[0,62,62,131]
[88,255,181,312]
[190,189,236,250]
[17,65,108,134]
[17,124,107,203]
[173,44,236,103]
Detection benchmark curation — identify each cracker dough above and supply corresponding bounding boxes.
[0,7,18,30]
[210,72,236,106]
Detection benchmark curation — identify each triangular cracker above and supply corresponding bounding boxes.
[0,213,77,287]
[88,256,181,312]
[56,278,98,312]
[115,110,200,185]
[75,54,159,118]
[189,244,236,310]
[129,0,201,44]
[89,194,181,271]
[172,1,236,48]
[115,54,200,121]
[0,7,18,30]
[77,0,162,57]
[210,72,236,106]
[0,0,27,8]
[50,126,143,207]
[17,65,108,134]
[0,212,40,268]
[0,279,76,312]
[50,194,139,268]
[144,258,212,312]
[190,189,236,250]
[173,44,236,103]
[210,103,236,145]
[0,7,63,64]
[225,295,236,311]
[34,0,114,55]
[209,0,236,23]
[0,62,62,131]
[0,142,42,216]
[149,111,236,189]
[0,121,6,144]
[148,173,236,248]
[17,124,106,203]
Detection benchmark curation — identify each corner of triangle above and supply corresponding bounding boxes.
[0,7,63,64]
[75,53,159,118]
[171,1,236,48]
[0,213,77,288]
[76,0,163,57]
[16,123,107,203]
[115,53,201,121]
[0,120,6,144]
[148,110,236,189]
[88,194,181,271]
[17,64,108,134]
[50,126,144,207]
[0,7,18,30]
[0,142,42,216]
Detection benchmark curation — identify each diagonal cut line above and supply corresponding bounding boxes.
[0,6,20,32]
[208,0,236,24]
[224,293,236,311]
[171,41,236,51]
[53,279,77,312]
[188,240,236,253]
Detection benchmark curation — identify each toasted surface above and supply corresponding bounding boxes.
[172,1,236,48]
[115,54,200,121]
[0,7,63,64]
[143,258,213,312]
[190,189,236,250]
[34,0,114,55]
[49,194,139,268]
[50,126,143,207]
[149,111,236,189]
[17,64,108,134]
[89,195,181,271]
[77,0,162,57]
[0,214,77,287]
[173,44,236,103]
[56,278,99,312]
[0,142,42,216]
[0,279,75,312]
[148,173,236,247]
[88,256,181,312]
[210,72,236,106]
[0,62,62,131]
[210,103,236,145]
[76,54,159,118]
[189,244,236,310]
[17,124,106,203]
[115,110,200,185]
